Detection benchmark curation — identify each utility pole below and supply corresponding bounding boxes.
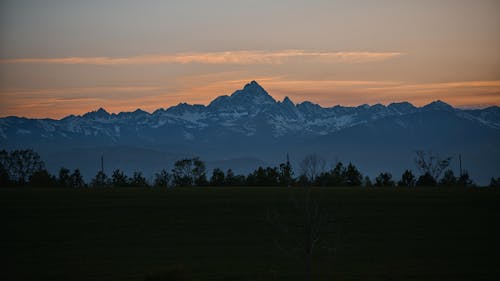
[101,155,104,174]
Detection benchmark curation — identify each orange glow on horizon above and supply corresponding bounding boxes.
[1,78,499,119]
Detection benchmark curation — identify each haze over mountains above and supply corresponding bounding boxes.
[1,81,499,184]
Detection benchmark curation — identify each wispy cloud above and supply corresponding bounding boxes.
[0,50,403,65]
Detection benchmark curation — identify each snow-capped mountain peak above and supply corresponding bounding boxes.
[230,80,276,105]
[82,107,110,120]
[282,96,295,107]
[3,81,499,142]
[388,102,417,114]
[423,100,454,111]
[2,81,499,184]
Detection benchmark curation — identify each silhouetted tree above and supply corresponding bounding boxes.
[91,171,109,187]
[29,169,56,187]
[375,172,394,187]
[344,163,362,186]
[315,162,351,187]
[266,167,280,186]
[416,172,437,187]
[299,154,326,183]
[279,161,294,186]
[112,169,129,187]
[154,169,171,188]
[58,167,72,188]
[70,169,85,188]
[267,187,331,281]
[330,162,346,186]
[0,150,8,166]
[224,169,236,186]
[225,169,246,186]
[489,177,500,188]
[172,159,193,186]
[414,150,451,181]
[172,157,207,187]
[247,166,280,186]
[398,169,416,188]
[6,149,45,185]
[439,170,457,186]
[210,168,225,186]
[457,170,474,187]
[130,172,149,187]
[192,158,207,186]
[0,152,10,186]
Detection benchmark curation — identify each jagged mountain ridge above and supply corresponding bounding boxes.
[1,81,499,143]
[1,81,499,184]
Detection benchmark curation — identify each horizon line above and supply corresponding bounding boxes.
[2,97,494,121]
[2,79,499,119]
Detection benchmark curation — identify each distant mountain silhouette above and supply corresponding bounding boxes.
[1,81,499,184]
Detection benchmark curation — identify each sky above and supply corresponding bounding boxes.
[0,0,499,118]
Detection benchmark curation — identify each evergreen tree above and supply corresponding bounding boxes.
[111,169,129,187]
[70,169,85,188]
[210,168,225,186]
[375,172,394,187]
[266,167,280,186]
[91,171,109,187]
[130,171,149,187]
[0,150,10,186]
[279,162,294,187]
[344,163,362,186]
[225,169,236,186]
[29,169,56,187]
[225,169,245,186]
[247,166,280,186]
[398,170,416,188]
[416,172,437,187]
[154,169,170,188]
[439,170,457,186]
[58,167,72,188]
[0,161,10,187]
[331,162,346,186]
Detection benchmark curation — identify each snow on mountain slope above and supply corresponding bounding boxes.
[1,81,499,143]
[2,81,499,184]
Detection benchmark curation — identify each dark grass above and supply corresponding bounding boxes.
[1,187,499,281]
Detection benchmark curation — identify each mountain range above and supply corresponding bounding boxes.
[1,81,499,184]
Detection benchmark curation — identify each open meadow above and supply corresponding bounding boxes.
[2,187,499,281]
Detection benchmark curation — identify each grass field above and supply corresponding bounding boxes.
[2,187,499,281]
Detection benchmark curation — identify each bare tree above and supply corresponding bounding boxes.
[268,187,335,281]
[299,154,326,183]
[301,188,325,281]
[414,150,451,181]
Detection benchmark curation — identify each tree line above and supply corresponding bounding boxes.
[1,149,499,188]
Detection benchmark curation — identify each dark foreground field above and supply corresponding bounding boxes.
[2,187,499,281]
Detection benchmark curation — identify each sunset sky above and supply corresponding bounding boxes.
[1,0,499,118]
